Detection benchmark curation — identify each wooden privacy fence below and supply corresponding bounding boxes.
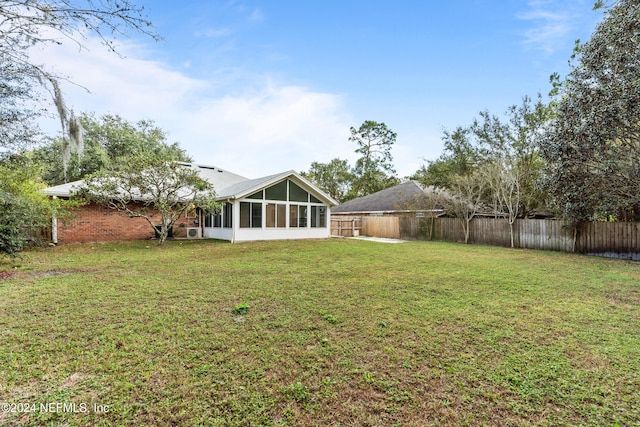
[577,221,640,259]
[331,216,399,238]
[331,217,362,237]
[409,217,576,252]
[362,216,400,239]
[340,216,640,260]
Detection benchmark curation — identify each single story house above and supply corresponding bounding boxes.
[43,163,338,243]
[330,181,448,239]
[332,181,447,218]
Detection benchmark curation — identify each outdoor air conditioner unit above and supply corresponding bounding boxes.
[186,227,201,239]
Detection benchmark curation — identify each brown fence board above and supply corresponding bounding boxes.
[362,216,400,239]
[349,215,638,260]
[330,217,362,237]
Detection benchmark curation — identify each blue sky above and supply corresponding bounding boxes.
[36,0,602,178]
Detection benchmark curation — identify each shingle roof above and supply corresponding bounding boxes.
[42,163,338,206]
[42,162,250,199]
[215,169,337,205]
[215,171,290,199]
[332,181,445,213]
[177,163,250,196]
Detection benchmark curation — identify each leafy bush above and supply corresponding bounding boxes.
[0,157,71,258]
[0,191,28,257]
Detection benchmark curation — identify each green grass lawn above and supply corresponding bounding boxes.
[1,239,638,426]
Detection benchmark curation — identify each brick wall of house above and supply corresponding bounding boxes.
[55,203,198,244]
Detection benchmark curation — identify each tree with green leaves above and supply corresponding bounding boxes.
[0,0,159,173]
[301,158,353,203]
[81,153,219,246]
[540,0,640,225]
[34,113,191,185]
[413,126,480,189]
[416,95,551,217]
[0,60,43,153]
[349,120,399,198]
[474,95,551,217]
[0,156,68,257]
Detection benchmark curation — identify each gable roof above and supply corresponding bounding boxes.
[215,170,290,199]
[214,169,337,206]
[332,181,445,214]
[42,163,338,206]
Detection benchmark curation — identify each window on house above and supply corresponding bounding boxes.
[289,205,298,227]
[291,205,307,227]
[278,204,286,227]
[204,210,221,228]
[240,202,262,228]
[265,180,287,201]
[266,203,286,228]
[319,206,326,227]
[289,181,309,202]
[311,206,326,228]
[240,202,250,228]
[251,203,262,228]
[266,204,275,227]
[238,180,325,230]
[223,203,233,228]
[247,190,263,200]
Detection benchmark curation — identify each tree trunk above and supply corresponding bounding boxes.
[429,216,435,241]
[509,220,515,248]
[464,218,471,244]
[157,225,169,246]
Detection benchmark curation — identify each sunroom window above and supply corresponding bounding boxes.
[240,202,262,228]
[266,203,286,228]
[223,203,233,228]
[289,204,307,228]
[289,181,309,202]
[310,206,326,228]
[265,180,287,201]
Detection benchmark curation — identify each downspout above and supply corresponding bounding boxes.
[51,196,58,244]
[230,197,236,244]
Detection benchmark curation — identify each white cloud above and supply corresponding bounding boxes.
[175,81,354,176]
[30,34,353,178]
[518,1,581,54]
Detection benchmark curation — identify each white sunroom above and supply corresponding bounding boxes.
[187,165,337,242]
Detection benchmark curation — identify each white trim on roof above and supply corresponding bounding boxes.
[222,170,338,206]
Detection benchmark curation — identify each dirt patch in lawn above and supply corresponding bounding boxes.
[0,270,15,282]
[29,270,72,278]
